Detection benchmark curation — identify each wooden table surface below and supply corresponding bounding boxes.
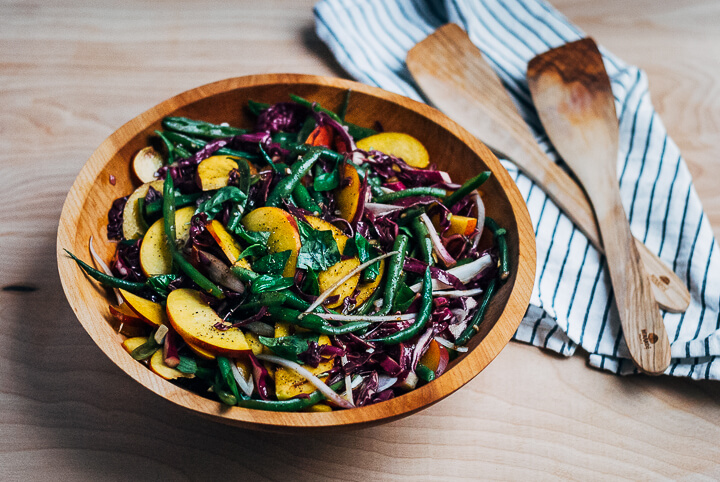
[1,0,719,479]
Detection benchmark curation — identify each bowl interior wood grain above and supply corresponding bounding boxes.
[57,74,535,431]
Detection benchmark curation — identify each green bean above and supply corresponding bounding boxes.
[162,116,247,139]
[154,130,191,164]
[377,234,409,315]
[455,278,498,346]
[354,281,383,315]
[338,89,351,121]
[217,356,240,402]
[289,94,376,140]
[443,171,491,209]
[247,100,269,116]
[266,306,369,335]
[226,159,252,232]
[161,131,257,161]
[290,143,345,164]
[416,363,435,382]
[373,187,447,204]
[65,250,147,292]
[229,265,260,283]
[292,183,322,215]
[485,217,509,280]
[372,267,432,344]
[266,149,323,207]
[162,173,225,299]
[236,380,344,412]
[410,217,434,266]
[145,192,202,218]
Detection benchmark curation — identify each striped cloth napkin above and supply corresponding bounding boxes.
[314,0,720,379]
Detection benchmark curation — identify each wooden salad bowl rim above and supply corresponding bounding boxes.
[57,73,536,431]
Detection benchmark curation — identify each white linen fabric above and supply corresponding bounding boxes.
[314,0,720,379]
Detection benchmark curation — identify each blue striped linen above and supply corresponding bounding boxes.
[314,0,720,379]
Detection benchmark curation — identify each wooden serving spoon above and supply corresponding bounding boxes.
[406,23,689,314]
[526,38,671,375]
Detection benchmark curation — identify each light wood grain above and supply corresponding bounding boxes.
[1,0,719,479]
[527,38,671,375]
[406,23,691,313]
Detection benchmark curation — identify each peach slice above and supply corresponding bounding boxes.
[205,219,250,269]
[122,336,148,354]
[304,216,360,309]
[149,349,193,380]
[109,303,144,325]
[187,341,216,360]
[356,132,429,168]
[275,334,334,401]
[122,180,164,240]
[139,206,195,276]
[166,288,250,357]
[241,207,301,277]
[353,259,385,309]
[132,146,164,183]
[197,155,239,191]
[419,339,449,376]
[446,214,477,237]
[119,289,168,327]
[335,163,361,223]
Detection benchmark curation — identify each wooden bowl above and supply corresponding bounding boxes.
[57,74,535,431]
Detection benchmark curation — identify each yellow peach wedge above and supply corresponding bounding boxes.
[122,336,148,354]
[241,207,301,277]
[205,219,250,269]
[275,335,334,401]
[197,155,239,191]
[119,289,168,327]
[139,206,195,276]
[356,132,429,168]
[149,349,193,380]
[335,163,362,223]
[166,288,250,357]
[122,180,164,240]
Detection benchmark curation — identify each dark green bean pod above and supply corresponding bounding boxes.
[265,149,323,207]
[226,159,252,232]
[162,173,225,299]
[416,363,436,382]
[266,306,370,335]
[443,171,491,209]
[145,192,202,218]
[373,187,446,203]
[236,380,344,412]
[162,116,247,139]
[65,250,147,292]
[217,356,240,402]
[371,267,433,345]
[377,234,409,315]
[292,183,322,215]
[410,217,434,266]
[455,277,498,346]
[161,130,257,161]
[485,217,509,280]
[289,94,376,140]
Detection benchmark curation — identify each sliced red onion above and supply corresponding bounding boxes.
[255,354,354,409]
[409,253,494,292]
[472,191,485,250]
[230,360,255,397]
[89,236,123,305]
[197,250,245,294]
[419,213,456,268]
[341,354,354,405]
[304,251,398,313]
[364,202,405,217]
[163,330,181,368]
[411,327,435,371]
[404,257,465,290]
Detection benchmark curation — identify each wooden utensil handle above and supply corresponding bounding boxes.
[590,177,672,374]
[523,149,689,313]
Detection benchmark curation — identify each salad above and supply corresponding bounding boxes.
[68,92,508,411]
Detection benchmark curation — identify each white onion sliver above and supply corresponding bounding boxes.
[409,253,493,292]
[314,313,416,323]
[230,360,254,397]
[255,354,354,409]
[364,202,404,217]
[431,288,485,298]
[377,375,398,392]
[89,236,122,305]
[304,251,399,313]
[471,191,485,249]
[341,355,353,405]
[419,213,456,267]
[434,336,468,352]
